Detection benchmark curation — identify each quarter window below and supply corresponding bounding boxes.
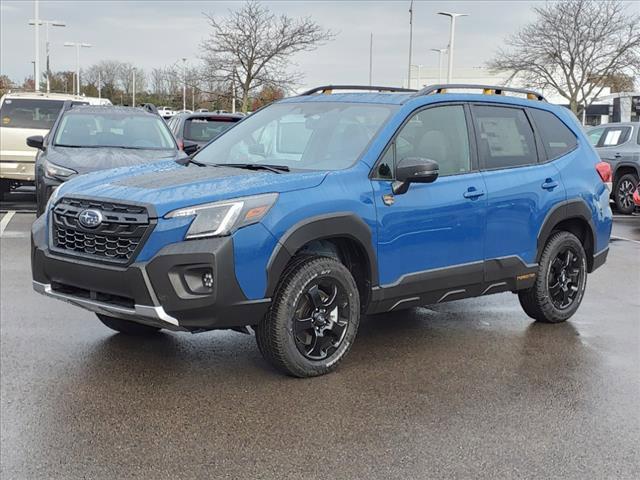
[529,109,578,160]
[473,106,537,169]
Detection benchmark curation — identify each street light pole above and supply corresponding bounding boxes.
[430,48,447,84]
[181,58,187,111]
[132,67,136,107]
[437,11,468,83]
[29,19,66,93]
[407,0,414,89]
[34,0,39,91]
[64,42,92,95]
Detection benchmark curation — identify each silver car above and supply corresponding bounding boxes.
[587,122,640,214]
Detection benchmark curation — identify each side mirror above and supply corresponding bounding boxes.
[27,135,45,151]
[183,140,200,155]
[393,157,439,195]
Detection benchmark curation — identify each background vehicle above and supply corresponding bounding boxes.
[157,106,175,119]
[31,103,185,215]
[167,112,243,153]
[0,92,111,196]
[587,122,640,214]
[31,84,612,377]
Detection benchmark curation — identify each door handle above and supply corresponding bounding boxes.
[463,187,485,199]
[614,153,622,158]
[541,178,559,190]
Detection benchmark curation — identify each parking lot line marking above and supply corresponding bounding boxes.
[0,210,16,237]
[611,235,640,245]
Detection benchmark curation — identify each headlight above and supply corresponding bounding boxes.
[44,160,76,179]
[165,193,278,239]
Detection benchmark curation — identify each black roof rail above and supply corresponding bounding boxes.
[300,85,418,96]
[415,84,546,101]
[140,103,159,115]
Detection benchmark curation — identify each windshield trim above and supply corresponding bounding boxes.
[192,101,399,172]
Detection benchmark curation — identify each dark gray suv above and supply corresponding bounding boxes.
[587,122,640,214]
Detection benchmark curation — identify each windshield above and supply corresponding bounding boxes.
[194,102,396,170]
[0,98,65,130]
[184,117,238,142]
[54,112,176,149]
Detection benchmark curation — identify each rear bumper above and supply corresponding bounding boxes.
[0,160,35,183]
[31,215,271,331]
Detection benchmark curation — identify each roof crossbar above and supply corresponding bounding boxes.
[415,84,546,101]
[300,85,418,96]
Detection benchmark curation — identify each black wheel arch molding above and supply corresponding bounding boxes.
[265,212,379,299]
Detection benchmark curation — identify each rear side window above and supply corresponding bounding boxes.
[0,98,65,130]
[473,105,537,169]
[529,109,578,160]
[600,127,630,146]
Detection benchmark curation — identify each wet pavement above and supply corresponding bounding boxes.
[1,211,639,479]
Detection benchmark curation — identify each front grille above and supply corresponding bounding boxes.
[50,197,152,265]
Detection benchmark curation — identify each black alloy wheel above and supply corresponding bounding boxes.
[547,246,583,310]
[292,279,350,361]
[615,174,638,214]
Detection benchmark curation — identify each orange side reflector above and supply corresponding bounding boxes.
[322,89,333,95]
[244,206,269,221]
[483,88,493,95]
[527,93,537,100]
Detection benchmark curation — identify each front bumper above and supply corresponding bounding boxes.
[31,215,271,331]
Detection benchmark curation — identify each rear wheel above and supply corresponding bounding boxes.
[97,314,161,335]
[255,256,360,377]
[518,231,587,323]
[614,173,638,214]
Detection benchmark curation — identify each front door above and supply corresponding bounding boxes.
[371,104,487,289]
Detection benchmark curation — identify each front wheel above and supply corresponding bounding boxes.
[518,231,587,323]
[255,256,361,377]
[97,314,161,335]
[614,173,639,214]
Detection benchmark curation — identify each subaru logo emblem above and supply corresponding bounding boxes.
[78,209,103,229]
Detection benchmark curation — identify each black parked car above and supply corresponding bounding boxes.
[166,112,243,153]
[29,103,186,215]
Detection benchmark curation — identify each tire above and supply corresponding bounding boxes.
[518,231,588,323]
[613,173,638,215]
[36,183,45,217]
[255,255,361,377]
[97,314,161,335]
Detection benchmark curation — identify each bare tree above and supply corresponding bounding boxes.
[200,0,334,112]
[489,0,640,114]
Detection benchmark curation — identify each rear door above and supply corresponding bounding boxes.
[471,104,567,273]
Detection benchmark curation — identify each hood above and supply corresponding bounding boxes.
[57,160,328,217]
[47,146,183,175]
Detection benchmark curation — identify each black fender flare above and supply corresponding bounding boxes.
[265,212,378,297]
[536,198,596,264]
[612,162,640,181]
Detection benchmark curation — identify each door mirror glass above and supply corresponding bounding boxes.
[393,157,439,194]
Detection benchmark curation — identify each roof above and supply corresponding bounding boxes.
[0,91,108,104]
[63,105,154,116]
[174,112,244,120]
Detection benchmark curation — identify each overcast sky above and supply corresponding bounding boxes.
[1,0,639,91]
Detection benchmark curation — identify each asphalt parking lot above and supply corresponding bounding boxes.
[1,198,639,479]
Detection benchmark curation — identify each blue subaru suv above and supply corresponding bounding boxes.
[31,84,613,377]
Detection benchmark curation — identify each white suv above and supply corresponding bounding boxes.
[0,91,111,194]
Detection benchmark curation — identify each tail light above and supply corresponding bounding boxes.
[596,161,612,191]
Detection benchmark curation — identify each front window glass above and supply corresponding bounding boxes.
[0,98,65,130]
[184,118,237,142]
[54,112,176,149]
[194,102,396,171]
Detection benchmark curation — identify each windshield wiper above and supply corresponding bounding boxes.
[217,163,290,174]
